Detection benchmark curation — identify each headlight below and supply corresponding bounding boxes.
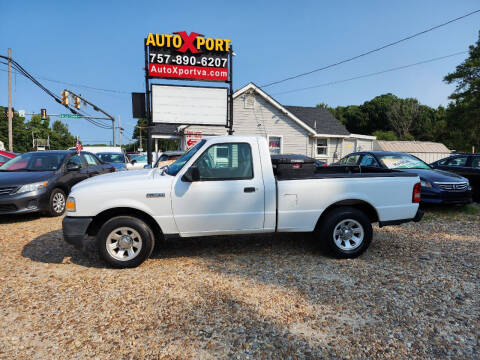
[16,181,48,194]
[420,180,432,188]
[66,197,76,212]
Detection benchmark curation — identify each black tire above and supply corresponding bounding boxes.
[315,207,372,258]
[97,216,155,268]
[45,188,66,217]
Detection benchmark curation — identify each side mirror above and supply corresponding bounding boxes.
[182,166,200,182]
[131,160,137,165]
[67,163,80,171]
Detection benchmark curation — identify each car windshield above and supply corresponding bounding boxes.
[131,154,147,162]
[97,153,125,163]
[165,140,206,176]
[0,152,67,171]
[377,154,431,170]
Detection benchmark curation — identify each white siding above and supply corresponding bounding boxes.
[186,93,311,155]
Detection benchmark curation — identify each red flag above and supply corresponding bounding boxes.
[75,138,83,154]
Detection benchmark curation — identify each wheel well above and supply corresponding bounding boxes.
[315,200,379,229]
[87,207,163,241]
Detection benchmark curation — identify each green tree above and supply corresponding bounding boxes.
[0,106,29,152]
[387,98,419,140]
[372,130,398,141]
[443,31,480,152]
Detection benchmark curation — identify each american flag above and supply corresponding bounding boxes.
[75,137,83,154]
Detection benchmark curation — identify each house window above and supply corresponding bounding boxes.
[268,136,282,155]
[317,138,328,156]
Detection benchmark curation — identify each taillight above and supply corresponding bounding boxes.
[412,182,421,203]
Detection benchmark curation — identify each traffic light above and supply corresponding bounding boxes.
[61,90,69,105]
[74,96,81,109]
[41,108,47,120]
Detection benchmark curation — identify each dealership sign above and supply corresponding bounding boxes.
[145,32,231,81]
[185,131,202,150]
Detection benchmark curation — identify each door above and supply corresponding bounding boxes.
[438,156,470,177]
[172,141,265,236]
[63,154,89,190]
[82,152,103,176]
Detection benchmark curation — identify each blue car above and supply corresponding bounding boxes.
[96,152,129,171]
[336,151,472,204]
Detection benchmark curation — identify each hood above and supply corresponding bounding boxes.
[0,171,54,187]
[71,168,173,193]
[399,168,467,183]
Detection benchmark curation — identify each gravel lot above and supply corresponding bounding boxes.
[0,209,479,359]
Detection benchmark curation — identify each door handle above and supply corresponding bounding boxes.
[244,187,256,193]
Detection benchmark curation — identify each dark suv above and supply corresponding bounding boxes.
[0,150,115,216]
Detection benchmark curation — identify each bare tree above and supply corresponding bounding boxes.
[387,98,420,140]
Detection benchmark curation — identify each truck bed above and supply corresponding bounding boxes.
[275,165,418,180]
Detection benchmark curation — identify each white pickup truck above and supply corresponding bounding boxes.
[62,136,423,268]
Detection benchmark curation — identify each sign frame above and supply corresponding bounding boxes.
[143,32,234,165]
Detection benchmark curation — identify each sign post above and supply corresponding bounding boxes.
[143,31,233,165]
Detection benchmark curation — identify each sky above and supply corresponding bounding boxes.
[1,0,479,146]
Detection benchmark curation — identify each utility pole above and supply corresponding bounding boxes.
[118,115,122,147]
[113,117,116,147]
[8,48,13,152]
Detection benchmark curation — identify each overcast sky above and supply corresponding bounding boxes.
[1,0,479,145]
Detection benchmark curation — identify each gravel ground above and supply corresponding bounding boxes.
[0,211,479,359]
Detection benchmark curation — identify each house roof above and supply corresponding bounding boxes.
[374,140,451,153]
[284,106,350,136]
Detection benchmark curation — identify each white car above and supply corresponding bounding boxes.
[63,136,423,268]
[128,153,159,170]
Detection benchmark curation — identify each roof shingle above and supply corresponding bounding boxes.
[285,106,350,136]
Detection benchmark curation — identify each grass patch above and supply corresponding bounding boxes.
[422,202,480,221]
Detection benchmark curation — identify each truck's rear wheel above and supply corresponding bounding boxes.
[316,207,372,258]
[97,216,155,268]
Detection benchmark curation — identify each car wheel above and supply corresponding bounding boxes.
[97,216,155,268]
[316,207,372,258]
[46,188,66,217]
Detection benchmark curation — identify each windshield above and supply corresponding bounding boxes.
[0,152,67,171]
[97,153,125,163]
[131,154,147,162]
[165,140,206,176]
[377,154,431,170]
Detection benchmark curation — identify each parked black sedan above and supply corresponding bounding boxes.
[431,154,480,202]
[336,151,472,204]
[0,150,115,216]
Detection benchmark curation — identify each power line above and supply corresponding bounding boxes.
[261,9,480,88]
[0,55,113,130]
[0,64,129,95]
[272,51,468,96]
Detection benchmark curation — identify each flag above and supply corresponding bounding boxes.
[75,137,83,154]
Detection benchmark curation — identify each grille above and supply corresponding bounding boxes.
[0,186,18,196]
[435,182,468,191]
[0,204,17,212]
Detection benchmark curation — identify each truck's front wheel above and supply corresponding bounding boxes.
[316,207,372,258]
[97,216,155,268]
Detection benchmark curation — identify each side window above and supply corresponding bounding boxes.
[446,156,468,167]
[360,154,379,167]
[68,154,84,167]
[194,143,253,180]
[472,157,480,169]
[0,154,8,162]
[437,158,448,165]
[83,153,99,166]
[345,154,360,165]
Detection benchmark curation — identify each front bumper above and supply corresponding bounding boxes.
[0,189,49,215]
[421,187,472,205]
[62,216,92,248]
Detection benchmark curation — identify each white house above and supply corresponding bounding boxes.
[151,82,376,163]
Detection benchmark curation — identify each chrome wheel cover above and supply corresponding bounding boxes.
[106,227,143,261]
[52,192,65,213]
[333,219,364,251]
